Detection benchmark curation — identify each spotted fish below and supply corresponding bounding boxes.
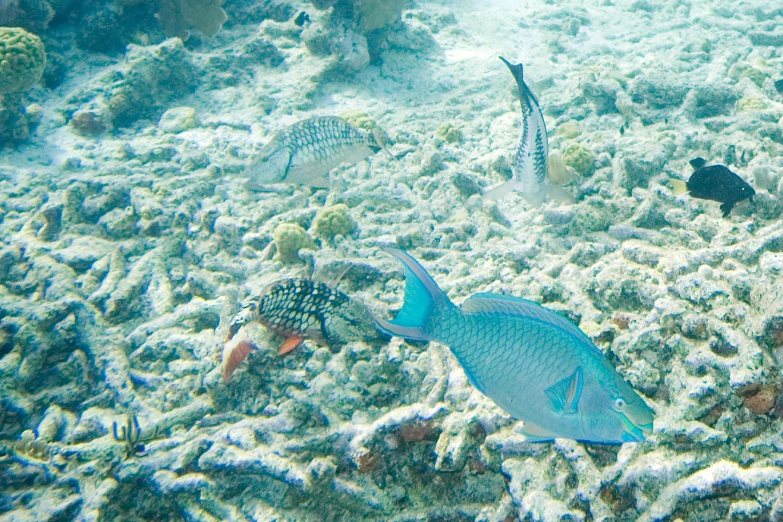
[222,278,383,382]
[245,116,385,190]
[373,248,655,444]
[484,57,555,207]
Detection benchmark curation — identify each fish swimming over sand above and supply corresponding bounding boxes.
[671,157,755,217]
[222,278,383,382]
[245,116,385,190]
[484,57,557,207]
[373,249,654,444]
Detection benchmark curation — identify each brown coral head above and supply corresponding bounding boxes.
[611,313,631,331]
[354,447,379,473]
[399,420,440,443]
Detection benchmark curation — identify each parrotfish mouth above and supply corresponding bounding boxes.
[619,414,653,443]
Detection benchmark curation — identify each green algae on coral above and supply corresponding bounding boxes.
[736,97,767,112]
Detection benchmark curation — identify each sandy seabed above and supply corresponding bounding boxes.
[2,0,783,520]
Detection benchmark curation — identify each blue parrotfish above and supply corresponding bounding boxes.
[373,249,654,444]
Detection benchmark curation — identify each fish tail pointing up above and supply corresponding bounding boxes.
[499,56,523,84]
[373,248,453,342]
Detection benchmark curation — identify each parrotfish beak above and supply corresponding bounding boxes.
[618,406,654,443]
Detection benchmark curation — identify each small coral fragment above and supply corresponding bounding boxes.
[435,122,462,144]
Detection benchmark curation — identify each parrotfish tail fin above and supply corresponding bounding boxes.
[499,56,524,86]
[373,248,452,342]
[671,179,688,196]
[222,339,257,383]
[689,157,707,170]
[499,56,538,106]
[720,201,734,217]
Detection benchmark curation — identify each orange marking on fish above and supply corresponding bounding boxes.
[278,336,303,356]
[223,340,256,383]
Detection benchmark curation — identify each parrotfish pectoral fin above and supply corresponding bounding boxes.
[373,248,452,342]
[689,157,707,170]
[278,336,304,356]
[544,367,584,415]
[671,179,688,196]
[720,201,734,217]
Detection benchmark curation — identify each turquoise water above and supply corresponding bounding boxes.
[1,0,783,520]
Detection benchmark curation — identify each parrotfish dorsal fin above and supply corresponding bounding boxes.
[689,157,708,170]
[544,367,584,414]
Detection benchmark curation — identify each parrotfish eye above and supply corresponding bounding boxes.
[613,398,626,412]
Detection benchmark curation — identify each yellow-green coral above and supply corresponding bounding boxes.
[563,143,594,176]
[273,223,317,263]
[556,121,580,139]
[312,204,356,240]
[435,122,462,144]
[742,67,766,88]
[340,110,389,146]
[0,28,46,94]
[736,97,767,112]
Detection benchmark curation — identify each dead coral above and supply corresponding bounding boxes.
[159,0,227,40]
[112,413,157,458]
